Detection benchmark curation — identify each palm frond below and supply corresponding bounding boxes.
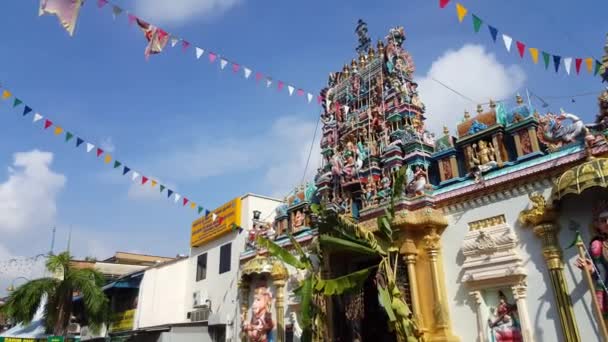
[256,237,306,269]
[3,278,59,325]
[314,266,376,296]
[67,268,110,329]
[45,251,71,275]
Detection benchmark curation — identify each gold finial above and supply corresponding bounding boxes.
[464,110,471,120]
[516,93,524,105]
[368,47,376,59]
[359,54,366,67]
[443,126,450,136]
[351,59,357,68]
[489,99,496,109]
[377,40,385,55]
[343,64,350,76]
[476,104,483,114]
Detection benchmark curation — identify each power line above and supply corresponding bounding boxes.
[300,114,321,186]
[431,77,477,103]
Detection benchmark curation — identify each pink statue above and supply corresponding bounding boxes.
[488,292,522,342]
[243,285,275,342]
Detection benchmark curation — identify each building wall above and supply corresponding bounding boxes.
[135,259,189,329]
[187,194,281,341]
[440,183,600,342]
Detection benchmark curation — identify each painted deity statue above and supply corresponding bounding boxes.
[536,111,591,150]
[242,285,275,342]
[576,201,608,318]
[487,292,523,342]
[406,166,428,197]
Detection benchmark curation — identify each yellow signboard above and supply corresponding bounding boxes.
[109,309,135,332]
[191,197,242,247]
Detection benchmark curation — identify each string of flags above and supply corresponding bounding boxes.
[1,85,218,217]
[0,254,46,275]
[37,0,323,105]
[440,0,608,82]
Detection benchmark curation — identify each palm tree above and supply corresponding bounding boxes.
[1,251,109,336]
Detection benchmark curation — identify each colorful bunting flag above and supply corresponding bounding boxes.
[209,52,217,63]
[141,176,148,185]
[197,206,203,214]
[183,198,189,206]
[553,55,561,73]
[196,47,204,59]
[39,0,83,36]
[2,90,11,99]
[488,26,498,43]
[502,34,512,52]
[160,184,166,193]
[104,154,112,163]
[542,51,550,69]
[563,57,572,75]
[595,60,602,76]
[76,137,84,147]
[220,59,228,70]
[23,106,32,116]
[97,0,108,8]
[288,85,295,96]
[13,98,22,108]
[439,0,450,8]
[529,48,539,64]
[65,132,74,142]
[111,5,123,19]
[86,143,95,152]
[205,209,210,217]
[113,160,121,169]
[244,67,252,79]
[516,41,525,58]
[232,63,240,73]
[53,126,63,135]
[586,58,594,73]
[127,13,136,26]
[266,79,272,88]
[96,148,104,157]
[307,93,313,103]
[472,14,482,33]
[167,189,173,198]
[575,58,582,74]
[44,119,53,129]
[256,72,263,82]
[174,193,180,203]
[218,216,224,224]
[151,180,158,187]
[33,113,44,123]
[456,3,467,23]
[278,81,284,91]
[182,40,190,51]
[122,166,130,175]
[170,37,178,47]
[190,202,196,209]
[212,213,218,222]
[132,171,140,181]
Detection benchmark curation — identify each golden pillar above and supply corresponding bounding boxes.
[238,279,250,342]
[519,193,580,341]
[400,234,424,329]
[272,260,289,342]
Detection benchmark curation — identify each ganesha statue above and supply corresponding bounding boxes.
[242,285,275,342]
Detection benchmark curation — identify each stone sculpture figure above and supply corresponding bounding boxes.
[487,291,523,342]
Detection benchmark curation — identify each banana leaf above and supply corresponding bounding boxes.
[256,236,306,269]
[377,284,397,322]
[299,277,313,328]
[287,233,310,269]
[315,266,376,295]
[319,235,378,256]
[377,216,392,241]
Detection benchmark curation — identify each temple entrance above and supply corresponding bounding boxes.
[361,273,397,342]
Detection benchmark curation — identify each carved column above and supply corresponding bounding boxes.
[511,282,533,342]
[272,261,289,342]
[238,279,250,342]
[404,254,424,328]
[519,194,580,342]
[468,291,485,342]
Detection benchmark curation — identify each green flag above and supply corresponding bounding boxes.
[542,51,550,69]
[113,160,122,169]
[65,132,74,142]
[13,98,22,107]
[160,184,165,193]
[472,15,482,33]
[595,60,602,76]
[566,230,583,249]
[197,206,203,214]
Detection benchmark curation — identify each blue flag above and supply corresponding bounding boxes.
[553,55,561,73]
[488,25,498,43]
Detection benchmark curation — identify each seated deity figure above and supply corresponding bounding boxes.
[487,292,523,342]
[468,140,498,184]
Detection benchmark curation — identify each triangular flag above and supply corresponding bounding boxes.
[123,166,130,175]
[13,98,22,108]
[456,3,468,23]
[586,58,594,73]
[167,189,173,198]
[2,90,11,99]
[160,184,166,192]
[439,0,450,8]
[196,47,204,59]
[553,55,561,73]
[205,210,210,217]
[190,202,196,209]
[96,148,104,157]
[104,154,112,164]
[198,206,203,214]
[278,81,285,91]
[516,41,525,58]
[132,171,140,181]
[23,106,32,116]
[575,58,582,74]
[472,14,482,33]
[127,14,136,26]
[174,193,180,203]
[220,59,228,70]
[307,93,313,103]
[33,113,43,123]
[542,51,551,69]
[502,34,512,52]
[182,40,190,51]
[288,85,295,96]
[317,95,324,104]
[266,78,272,88]
[86,143,95,153]
[297,89,305,96]
[232,63,240,73]
[563,57,572,75]
[170,37,178,47]
[44,120,53,129]
[65,132,74,142]
[209,52,217,63]
[212,213,218,221]
[344,105,350,115]
[151,180,158,187]
[529,48,539,64]
[112,5,123,19]
[244,67,252,79]
[113,160,121,169]
[53,126,63,135]
[141,176,148,185]
[97,0,108,8]
[256,72,263,82]
[595,60,602,76]
[183,198,189,206]
[488,26,498,43]
[218,216,224,224]
[76,137,84,147]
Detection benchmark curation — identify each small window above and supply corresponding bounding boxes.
[219,243,232,274]
[196,253,207,281]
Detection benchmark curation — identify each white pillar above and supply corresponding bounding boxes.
[469,290,486,342]
[511,281,534,342]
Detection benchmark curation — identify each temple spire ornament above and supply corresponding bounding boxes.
[355,19,371,55]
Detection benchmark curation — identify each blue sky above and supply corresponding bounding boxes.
[0,0,605,286]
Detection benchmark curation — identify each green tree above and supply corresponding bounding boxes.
[1,251,110,336]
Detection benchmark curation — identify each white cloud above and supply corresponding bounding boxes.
[417,44,526,135]
[0,150,66,234]
[99,137,116,153]
[134,0,242,25]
